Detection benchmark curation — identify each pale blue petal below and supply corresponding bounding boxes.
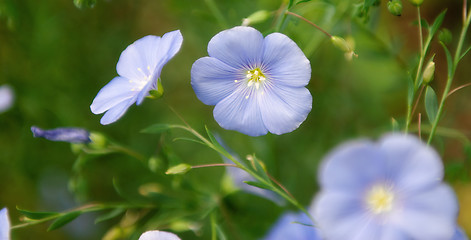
[207,26,264,69]
[31,126,91,143]
[90,76,136,114]
[391,184,457,240]
[318,141,387,193]
[191,57,241,105]
[259,85,312,135]
[154,30,183,74]
[139,230,181,240]
[100,98,135,125]
[263,212,319,240]
[262,33,311,87]
[117,36,162,81]
[0,85,14,113]
[379,134,443,192]
[0,208,10,240]
[213,87,267,136]
[453,227,469,240]
[136,79,154,105]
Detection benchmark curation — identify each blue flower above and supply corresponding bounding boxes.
[91,30,183,125]
[0,85,14,114]
[263,211,319,240]
[0,208,10,240]
[311,134,459,240]
[31,126,91,143]
[191,26,312,136]
[453,227,469,240]
[139,230,180,240]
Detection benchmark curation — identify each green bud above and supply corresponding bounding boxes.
[88,132,107,150]
[148,79,164,99]
[423,61,435,84]
[387,0,403,16]
[148,156,162,173]
[73,0,96,9]
[331,36,351,52]
[242,10,271,26]
[438,28,452,44]
[408,0,423,6]
[166,164,192,175]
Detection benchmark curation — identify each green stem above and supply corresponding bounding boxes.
[427,8,471,144]
[204,0,228,29]
[285,11,332,38]
[274,4,288,32]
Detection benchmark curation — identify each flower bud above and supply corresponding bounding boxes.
[331,36,358,61]
[438,28,452,44]
[242,10,271,26]
[166,164,192,175]
[387,0,403,16]
[423,61,435,84]
[148,79,164,99]
[408,0,423,6]
[88,132,107,149]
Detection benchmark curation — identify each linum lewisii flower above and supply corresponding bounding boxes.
[91,30,183,125]
[263,211,319,240]
[0,85,14,114]
[191,26,312,136]
[31,126,91,143]
[312,134,459,240]
[139,230,180,240]
[0,208,10,240]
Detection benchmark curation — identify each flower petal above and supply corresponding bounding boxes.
[90,76,136,114]
[139,230,181,240]
[259,85,312,135]
[0,85,14,113]
[213,87,267,136]
[0,208,10,240]
[116,35,162,81]
[31,126,91,143]
[100,97,135,125]
[318,141,387,193]
[452,227,468,240]
[191,57,241,105]
[379,134,444,192]
[391,184,458,240]
[262,33,311,87]
[263,212,319,240]
[207,26,264,69]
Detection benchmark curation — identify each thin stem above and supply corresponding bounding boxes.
[274,3,288,32]
[464,0,468,24]
[418,113,422,140]
[446,82,471,98]
[192,163,238,169]
[267,174,296,201]
[411,85,425,117]
[427,7,471,144]
[285,11,332,37]
[418,7,424,61]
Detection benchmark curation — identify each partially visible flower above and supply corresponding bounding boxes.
[263,211,319,240]
[139,230,181,240]
[191,26,312,136]
[453,227,469,240]
[0,85,14,114]
[0,208,10,240]
[91,30,183,125]
[31,126,91,143]
[312,134,458,240]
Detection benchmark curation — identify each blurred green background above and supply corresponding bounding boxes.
[0,0,470,239]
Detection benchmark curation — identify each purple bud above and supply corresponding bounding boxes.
[31,126,91,143]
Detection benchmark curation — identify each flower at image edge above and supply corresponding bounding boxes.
[311,134,459,240]
[0,208,10,240]
[263,211,320,240]
[91,30,183,125]
[191,26,312,136]
[139,230,181,240]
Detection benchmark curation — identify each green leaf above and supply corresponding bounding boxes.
[94,208,125,224]
[407,75,415,105]
[173,137,206,146]
[17,208,59,220]
[249,155,271,183]
[424,86,439,123]
[48,211,82,231]
[288,0,294,9]
[295,0,312,5]
[243,181,273,190]
[439,41,454,78]
[204,126,224,151]
[141,124,174,134]
[429,10,447,37]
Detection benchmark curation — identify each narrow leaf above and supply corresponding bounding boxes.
[243,181,273,190]
[459,45,471,61]
[250,155,271,182]
[429,10,447,36]
[17,208,59,220]
[407,75,415,105]
[424,86,439,123]
[205,126,224,151]
[141,124,174,134]
[288,0,294,8]
[173,137,206,146]
[94,208,125,224]
[48,211,82,231]
[296,0,312,5]
[439,41,454,78]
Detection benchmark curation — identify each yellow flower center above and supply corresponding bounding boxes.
[365,185,395,214]
[244,68,266,90]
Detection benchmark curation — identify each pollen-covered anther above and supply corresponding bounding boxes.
[245,68,266,90]
[366,184,395,214]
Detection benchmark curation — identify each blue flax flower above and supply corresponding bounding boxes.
[139,230,180,240]
[311,134,459,240]
[263,211,319,240]
[91,30,183,125]
[453,227,469,240]
[0,208,10,240]
[0,85,14,114]
[31,126,91,143]
[191,26,312,136]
